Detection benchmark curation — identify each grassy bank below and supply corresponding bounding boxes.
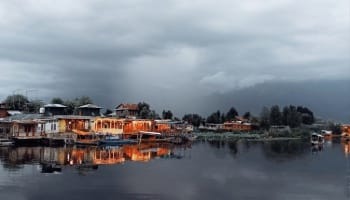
[196,130,308,142]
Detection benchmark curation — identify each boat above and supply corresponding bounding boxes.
[98,135,137,146]
[311,133,324,145]
[341,132,350,142]
[136,131,165,143]
[0,138,13,146]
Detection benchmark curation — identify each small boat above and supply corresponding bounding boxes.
[99,135,136,146]
[311,133,324,145]
[341,132,350,142]
[0,138,14,146]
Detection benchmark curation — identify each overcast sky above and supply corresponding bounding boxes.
[0,0,349,117]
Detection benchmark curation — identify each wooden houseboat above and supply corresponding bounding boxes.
[11,119,45,145]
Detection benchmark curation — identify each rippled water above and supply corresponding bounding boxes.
[0,139,348,200]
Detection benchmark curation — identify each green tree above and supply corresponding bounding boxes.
[27,100,44,113]
[270,105,282,125]
[260,106,270,130]
[282,106,291,125]
[183,114,203,127]
[162,110,173,120]
[149,110,160,119]
[63,99,76,115]
[138,102,151,119]
[62,96,94,115]
[226,107,239,121]
[207,110,222,124]
[4,94,29,111]
[297,106,314,125]
[243,112,251,120]
[51,97,64,104]
[288,105,302,128]
[77,96,93,106]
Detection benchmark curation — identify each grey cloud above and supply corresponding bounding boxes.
[0,0,349,117]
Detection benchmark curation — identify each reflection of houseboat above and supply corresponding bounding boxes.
[94,146,125,165]
[342,125,350,142]
[311,133,324,145]
[343,141,350,156]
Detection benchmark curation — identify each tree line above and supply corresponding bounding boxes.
[260,105,315,129]
[2,94,316,129]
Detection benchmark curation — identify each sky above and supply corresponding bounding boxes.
[0,0,349,120]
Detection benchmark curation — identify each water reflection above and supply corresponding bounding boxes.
[342,140,350,157]
[0,143,191,174]
[0,140,349,200]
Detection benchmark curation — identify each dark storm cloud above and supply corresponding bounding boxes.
[0,0,349,115]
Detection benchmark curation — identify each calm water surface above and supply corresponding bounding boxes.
[0,139,348,200]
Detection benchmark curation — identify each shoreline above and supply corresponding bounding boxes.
[195,132,305,142]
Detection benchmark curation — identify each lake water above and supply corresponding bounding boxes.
[0,139,349,200]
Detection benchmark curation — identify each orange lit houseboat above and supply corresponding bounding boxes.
[223,121,252,132]
[321,130,332,141]
[56,115,97,145]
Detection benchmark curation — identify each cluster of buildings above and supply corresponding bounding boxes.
[199,116,255,132]
[0,103,193,145]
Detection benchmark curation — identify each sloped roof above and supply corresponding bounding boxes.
[54,115,94,120]
[3,114,44,121]
[78,104,103,109]
[44,104,67,108]
[115,103,139,111]
[0,102,6,109]
[7,110,23,115]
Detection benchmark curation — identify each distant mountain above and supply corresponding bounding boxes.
[196,80,350,123]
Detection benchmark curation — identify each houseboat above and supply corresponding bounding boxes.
[11,119,45,145]
[321,130,332,141]
[311,133,324,145]
[98,135,137,146]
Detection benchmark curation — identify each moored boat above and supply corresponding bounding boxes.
[98,135,137,146]
[0,138,13,146]
[311,133,324,145]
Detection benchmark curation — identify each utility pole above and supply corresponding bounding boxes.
[12,89,22,110]
[24,89,38,113]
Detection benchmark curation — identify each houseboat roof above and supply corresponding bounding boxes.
[78,104,103,109]
[154,119,172,124]
[44,104,67,108]
[139,131,161,135]
[4,114,44,121]
[13,119,45,124]
[7,110,23,116]
[0,103,6,109]
[115,103,139,111]
[54,115,94,120]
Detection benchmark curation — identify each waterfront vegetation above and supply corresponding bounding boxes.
[195,129,311,142]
